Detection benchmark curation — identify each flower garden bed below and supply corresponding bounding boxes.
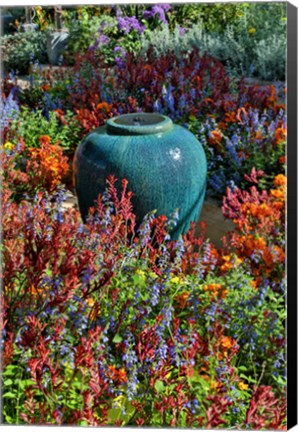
[1,3,286,429]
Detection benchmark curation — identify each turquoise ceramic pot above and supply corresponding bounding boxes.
[74,113,207,239]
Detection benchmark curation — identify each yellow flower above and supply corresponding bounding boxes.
[86,297,95,307]
[136,269,146,280]
[4,141,14,150]
[248,28,256,34]
[235,257,243,266]
[113,394,126,408]
[149,271,157,279]
[170,276,180,284]
[238,381,249,391]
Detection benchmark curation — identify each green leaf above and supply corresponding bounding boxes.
[3,392,17,398]
[112,334,123,343]
[237,365,248,371]
[140,291,149,301]
[3,379,13,386]
[19,379,36,390]
[108,408,122,422]
[154,380,165,393]
[3,365,20,376]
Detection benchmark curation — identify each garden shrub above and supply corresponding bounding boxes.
[64,8,112,64]
[1,31,47,74]
[7,106,81,156]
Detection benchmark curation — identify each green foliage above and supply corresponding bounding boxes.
[1,31,47,74]
[140,3,286,80]
[65,9,112,63]
[7,107,80,154]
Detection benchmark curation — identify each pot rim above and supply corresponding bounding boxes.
[107,112,173,135]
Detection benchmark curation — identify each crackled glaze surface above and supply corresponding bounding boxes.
[74,113,207,239]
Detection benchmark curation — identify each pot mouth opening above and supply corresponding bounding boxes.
[107,112,173,135]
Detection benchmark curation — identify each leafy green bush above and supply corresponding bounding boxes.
[1,31,47,74]
[7,107,81,155]
[64,8,107,63]
[140,3,286,81]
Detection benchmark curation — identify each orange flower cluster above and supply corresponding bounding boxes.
[237,235,266,257]
[108,365,128,384]
[28,284,47,299]
[97,101,113,114]
[274,126,287,146]
[241,202,272,221]
[175,291,189,309]
[203,283,227,300]
[219,254,243,273]
[27,136,69,192]
[273,174,286,187]
[237,235,284,269]
[270,174,286,209]
[216,335,238,358]
[224,111,237,123]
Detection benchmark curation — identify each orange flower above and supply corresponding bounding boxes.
[108,365,128,384]
[274,127,287,145]
[27,140,69,192]
[175,291,189,309]
[29,284,47,298]
[97,102,113,114]
[270,188,285,201]
[219,336,233,350]
[279,155,286,165]
[263,246,285,267]
[210,381,221,390]
[39,135,51,145]
[250,280,258,290]
[220,255,233,272]
[209,130,222,143]
[215,335,237,358]
[224,111,237,123]
[238,235,267,257]
[274,174,286,187]
[41,84,50,92]
[203,283,227,300]
[243,202,272,220]
[254,131,263,140]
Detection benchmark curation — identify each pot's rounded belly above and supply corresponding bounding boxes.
[74,125,207,239]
